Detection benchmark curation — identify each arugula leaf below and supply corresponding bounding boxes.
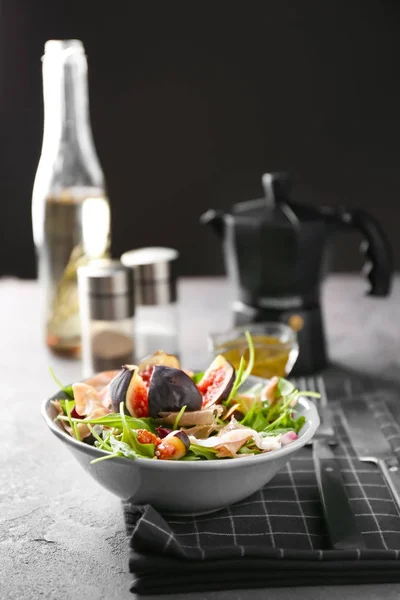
[241,330,255,386]
[240,402,282,433]
[90,452,120,464]
[63,398,80,441]
[57,413,155,432]
[101,431,113,450]
[88,424,104,445]
[109,437,139,460]
[189,443,218,460]
[118,403,156,458]
[265,410,289,432]
[58,398,74,415]
[238,374,312,435]
[239,398,258,427]
[293,415,306,433]
[90,436,138,465]
[173,405,187,430]
[259,427,295,436]
[49,367,74,399]
[120,402,137,447]
[226,356,245,404]
[237,446,257,455]
[88,425,113,452]
[90,430,155,464]
[226,330,255,404]
[265,400,283,423]
[265,395,298,432]
[251,411,270,432]
[277,378,295,397]
[191,371,204,384]
[131,434,156,458]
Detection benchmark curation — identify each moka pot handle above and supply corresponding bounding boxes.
[343,208,393,296]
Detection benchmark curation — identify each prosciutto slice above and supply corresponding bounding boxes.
[84,370,120,391]
[72,382,111,420]
[189,417,282,458]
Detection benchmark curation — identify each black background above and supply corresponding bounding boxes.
[1,0,400,279]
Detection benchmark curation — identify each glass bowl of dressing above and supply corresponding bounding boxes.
[209,322,299,379]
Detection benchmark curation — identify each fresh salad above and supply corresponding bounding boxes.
[52,332,320,463]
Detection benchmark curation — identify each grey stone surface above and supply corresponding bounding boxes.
[1,275,400,600]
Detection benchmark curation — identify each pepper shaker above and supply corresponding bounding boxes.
[120,247,180,359]
[77,259,135,377]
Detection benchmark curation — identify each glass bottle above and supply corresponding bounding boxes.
[32,39,110,356]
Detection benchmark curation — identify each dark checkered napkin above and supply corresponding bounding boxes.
[124,387,400,594]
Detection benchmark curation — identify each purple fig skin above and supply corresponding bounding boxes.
[108,365,149,417]
[198,355,235,408]
[148,366,202,418]
[159,429,190,459]
[156,427,172,439]
[173,429,190,451]
[109,365,136,414]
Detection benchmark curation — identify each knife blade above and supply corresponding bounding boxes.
[313,439,366,549]
[341,398,400,511]
[297,376,365,550]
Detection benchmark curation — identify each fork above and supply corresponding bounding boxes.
[292,375,365,550]
[292,376,336,444]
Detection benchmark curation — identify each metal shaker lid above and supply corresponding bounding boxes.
[120,247,178,280]
[120,247,179,306]
[78,259,134,295]
[77,259,135,319]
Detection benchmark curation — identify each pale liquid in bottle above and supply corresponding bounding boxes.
[39,186,110,355]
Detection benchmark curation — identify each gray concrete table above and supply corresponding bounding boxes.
[2,274,400,600]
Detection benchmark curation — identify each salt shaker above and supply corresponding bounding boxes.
[77,260,135,378]
[120,247,179,360]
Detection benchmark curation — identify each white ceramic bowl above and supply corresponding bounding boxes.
[41,377,319,515]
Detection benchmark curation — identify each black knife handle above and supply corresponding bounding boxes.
[313,441,366,550]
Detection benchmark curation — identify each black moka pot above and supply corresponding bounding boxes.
[201,172,393,375]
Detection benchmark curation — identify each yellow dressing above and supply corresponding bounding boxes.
[215,335,292,379]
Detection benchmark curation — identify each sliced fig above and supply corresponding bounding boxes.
[156,430,190,460]
[148,366,202,418]
[224,403,242,421]
[138,350,180,373]
[109,365,149,418]
[196,355,235,409]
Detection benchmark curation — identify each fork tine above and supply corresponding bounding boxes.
[291,376,305,392]
[293,374,336,443]
[306,376,316,394]
[316,375,328,408]
[314,375,336,441]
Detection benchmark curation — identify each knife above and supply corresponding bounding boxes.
[341,398,400,511]
[313,439,366,549]
[297,377,365,550]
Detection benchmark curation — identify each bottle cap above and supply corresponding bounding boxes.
[43,39,85,57]
[78,259,135,320]
[120,247,179,306]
